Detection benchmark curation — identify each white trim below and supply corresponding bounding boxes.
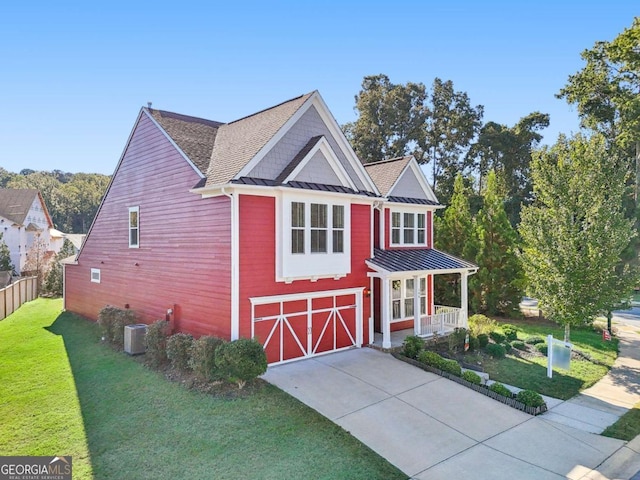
[389,209,428,247]
[142,108,206,179]
[250,287,364,306]
[128,206,139,248]
[223,188,240,340]
[192,183,377,205]
[283,136,357,191]
[90,268,101,283]
[366,263,478,278]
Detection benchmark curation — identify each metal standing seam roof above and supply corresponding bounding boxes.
[367,248,477,274]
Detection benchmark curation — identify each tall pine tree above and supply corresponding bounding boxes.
[474,170,524,316]
[434,174,478,307]
[0,233,13,273]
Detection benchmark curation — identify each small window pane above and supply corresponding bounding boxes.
[404,228,414,244]
[417,213,425,228]
[311,230,327,253]
[404,213,414,228]
[418,229,425,244]
[405,278,414,297]
[292,202,305,227]
[420,297,426,315]
[420,277,426,295]
[392,300,402,319]
[333,230,343,253]
[392,280,401,300]
[292,229,304,254]
[130,229,138,247]
[311,204,327,228]
[392,229,400,244]
[405,298,414,317]
[333,205,344,228]
[392,212,401,227]
[130,210,138,228]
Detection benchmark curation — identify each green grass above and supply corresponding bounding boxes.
[602,402,640,441]
[0,298,405,480]
[478,320,618,400]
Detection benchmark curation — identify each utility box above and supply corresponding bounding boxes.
[124,324,147,355]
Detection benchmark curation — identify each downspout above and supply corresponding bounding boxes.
[222,187,240,340]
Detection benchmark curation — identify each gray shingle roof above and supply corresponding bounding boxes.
[205,92,314,186]
[363,156,413,196]
[368,248,477,274]
[148,109,223,174]
[0,189,40,225]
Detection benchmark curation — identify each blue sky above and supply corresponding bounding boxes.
[1,1,637,175]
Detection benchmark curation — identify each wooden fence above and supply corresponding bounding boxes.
[0,277,38,320]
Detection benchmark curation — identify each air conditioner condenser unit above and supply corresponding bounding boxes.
[124,324,147,355]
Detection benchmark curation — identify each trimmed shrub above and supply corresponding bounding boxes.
[145,320,169,367]
[525,335,545,345]
[190,336,226,381]
[489,330,506,344]
[462,370,482,385]
[511,340,526,350]
[97,305,136,346]
[215,338,267,389]
[517,390,545,408]
[167,333,194,371]
[468,314,496,336]
[489,382,513,398]
[535,343,548,356]
[403,335,424,359]
[468,334,478,351]
[501,324,518,342]
[485,343,506,358]
[418,350,444,369]
[502,342,513,353]
[477,333,489,349]
[440,358,462,377]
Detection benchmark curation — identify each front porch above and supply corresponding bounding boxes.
[371,305,464,349]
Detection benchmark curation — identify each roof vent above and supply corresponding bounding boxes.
[147,102,152,109]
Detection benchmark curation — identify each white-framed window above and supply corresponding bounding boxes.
[128,206,139,248]
[280,195,351,281]
[91,268,101,284]
[391,278,427,320]
[290,202,345,255]
[390,210,426,246]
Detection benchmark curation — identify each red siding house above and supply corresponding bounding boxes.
[64,91,477,364]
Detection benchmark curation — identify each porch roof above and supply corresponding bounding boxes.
[366,248,477,276]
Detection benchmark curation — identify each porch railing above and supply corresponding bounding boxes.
[417,305,464,337]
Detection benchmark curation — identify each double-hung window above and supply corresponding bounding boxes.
[290,202,345,255]
[390,210,427,246]
[129,206,139,248]
[391,278,427,320]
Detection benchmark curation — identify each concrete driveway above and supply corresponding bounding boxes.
[263,348,630,479]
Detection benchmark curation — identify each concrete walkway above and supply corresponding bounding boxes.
[263,328,640,479]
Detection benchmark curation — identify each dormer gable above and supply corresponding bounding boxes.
[275,136,357,190]
[365,156,439,205]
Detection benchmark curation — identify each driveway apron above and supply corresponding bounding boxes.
[263,348,625,479]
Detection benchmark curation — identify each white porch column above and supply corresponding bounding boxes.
[460,270,469,328]
[381,277,391,349]
[413,275,420,335]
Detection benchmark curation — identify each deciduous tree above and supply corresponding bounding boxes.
[520,134,638,341]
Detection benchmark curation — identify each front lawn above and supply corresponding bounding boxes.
[602,401,640,441]
[0,298,405,480]
[481,318,618,400]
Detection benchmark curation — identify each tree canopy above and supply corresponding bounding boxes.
[1,169,109,234]
[519,134,638,340]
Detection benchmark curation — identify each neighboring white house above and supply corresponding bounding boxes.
[0,189,55,275]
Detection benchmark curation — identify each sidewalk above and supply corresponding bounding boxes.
[549,325,640,479]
